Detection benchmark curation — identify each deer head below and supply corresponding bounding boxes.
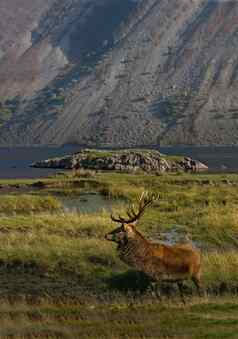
[105,191,158,244]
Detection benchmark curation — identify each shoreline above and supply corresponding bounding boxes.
[0,146,237,180]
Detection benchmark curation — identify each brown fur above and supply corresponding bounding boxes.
[105,224,202,295]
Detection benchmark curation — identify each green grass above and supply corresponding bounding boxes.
[0,297,237,338]
[0,208,237,296]
[59,148,184,164]
[0,107,13,126]
[83,148,160,156]
[0,194,62,214]
[0,171,238,337]
[161,154,184,162]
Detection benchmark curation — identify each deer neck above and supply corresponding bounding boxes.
[117,230,153,270]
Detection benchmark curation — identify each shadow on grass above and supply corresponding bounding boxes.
[108,270,152,293]
[107,271,201,298]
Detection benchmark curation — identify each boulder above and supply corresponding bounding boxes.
[179,157,208,172]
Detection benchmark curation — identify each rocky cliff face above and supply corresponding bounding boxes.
[0,0,238,146]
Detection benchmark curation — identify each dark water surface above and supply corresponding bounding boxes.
[0,146,81,179]
[59,193,124,213]
[160,146,238,172]
[0,146,238,179]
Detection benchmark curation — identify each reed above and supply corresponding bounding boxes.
[0,195,62,214]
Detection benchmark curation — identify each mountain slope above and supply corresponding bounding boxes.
[0,0,238,146]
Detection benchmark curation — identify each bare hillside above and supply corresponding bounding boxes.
[0,0,238,146]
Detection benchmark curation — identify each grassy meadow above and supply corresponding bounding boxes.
[0,170,238,337]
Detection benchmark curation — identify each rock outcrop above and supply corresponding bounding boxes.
[31,149,208,173]
[178,157,209,172]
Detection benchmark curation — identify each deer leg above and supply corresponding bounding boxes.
[192,276,203,297]
[154,284,162,301]
[177,282,186,305]
[150,282,162,301]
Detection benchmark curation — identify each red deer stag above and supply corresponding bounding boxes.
[105,192,202,302]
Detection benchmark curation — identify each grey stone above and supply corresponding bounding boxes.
[31,149,208,173]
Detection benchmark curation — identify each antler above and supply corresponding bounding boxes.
[111,191,159,224]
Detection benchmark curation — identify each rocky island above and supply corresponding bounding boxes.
[31,149,208,173]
